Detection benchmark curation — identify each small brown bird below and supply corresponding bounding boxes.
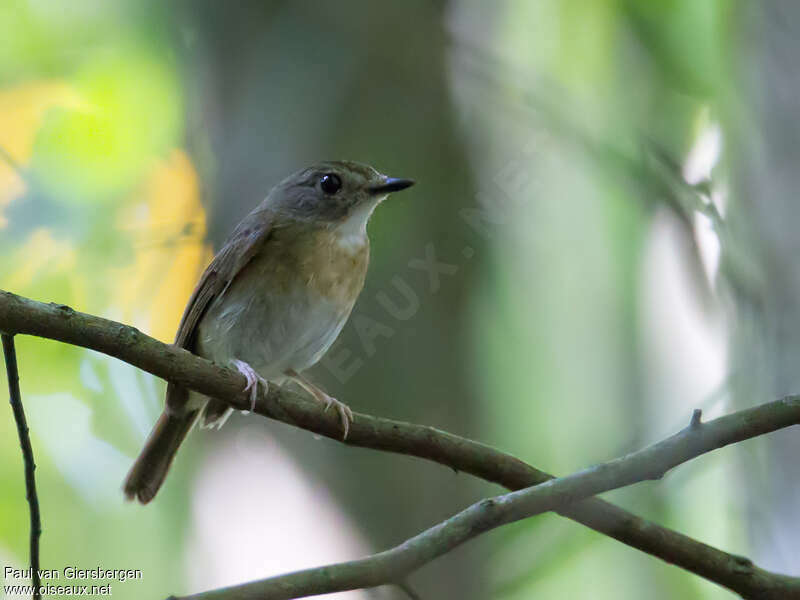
[123,161,414,503]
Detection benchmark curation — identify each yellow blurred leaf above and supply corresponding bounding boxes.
[5,228,80,296]
[0,80,84,227]
[111,149,212,342]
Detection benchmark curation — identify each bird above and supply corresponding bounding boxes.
[123,161,414,503]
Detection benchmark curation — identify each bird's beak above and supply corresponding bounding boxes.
[369,177,415,195]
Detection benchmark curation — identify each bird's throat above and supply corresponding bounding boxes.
[334,200,379,252]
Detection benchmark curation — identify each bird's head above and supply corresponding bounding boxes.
[267,161,414,231]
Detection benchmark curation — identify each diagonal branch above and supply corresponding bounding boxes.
[2,333,42,600]
[172,405,800,600]
[0,288,796,598]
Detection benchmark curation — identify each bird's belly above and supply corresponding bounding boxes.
[196,283,351,380]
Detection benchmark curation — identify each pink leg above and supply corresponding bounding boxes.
[231,359,268,411]
[285,369,353,439]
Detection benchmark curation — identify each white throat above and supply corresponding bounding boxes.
[335,199,381,251]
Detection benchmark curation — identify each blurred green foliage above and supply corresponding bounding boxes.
[0,1,788,599]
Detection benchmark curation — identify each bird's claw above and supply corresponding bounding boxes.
[283,369,353,440]
[323,395,353,440]
[231,359,268,412]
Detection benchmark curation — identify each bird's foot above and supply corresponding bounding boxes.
[285,369,353,439]
[230,359,268,411]
[321,394,354,440]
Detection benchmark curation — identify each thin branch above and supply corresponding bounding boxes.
[0,144,34,194]
[2,333,42,600]
[0,289,795,598]
[0,144,24,174]
[171,405,800,600]
[395,581,421,600]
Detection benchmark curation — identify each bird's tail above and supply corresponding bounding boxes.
[123,410,198,504]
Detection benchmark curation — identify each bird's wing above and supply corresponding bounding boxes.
[166,207,274,413]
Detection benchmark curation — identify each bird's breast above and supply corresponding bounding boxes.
[196,222,369,376]
[255,223,370,305]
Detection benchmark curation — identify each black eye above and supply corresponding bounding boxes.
[320,173,342,195]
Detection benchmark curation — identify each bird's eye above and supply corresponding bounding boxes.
[320,173,342,195]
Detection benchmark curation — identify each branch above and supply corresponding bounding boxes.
[0,143,24,175]
[172,406,800,600]
[0,289,795,598]
[2,333,42,600]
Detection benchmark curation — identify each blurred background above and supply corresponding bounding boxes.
[1,1,798,598]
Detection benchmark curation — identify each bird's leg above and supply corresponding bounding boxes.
[230,359,268,412]
[285,369,353,439]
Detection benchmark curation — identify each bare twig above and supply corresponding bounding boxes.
[0,289,796,598]
[2,333,42,600]
[170,400,800,600]
[0,144,23,174]
[395,581,421,600]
